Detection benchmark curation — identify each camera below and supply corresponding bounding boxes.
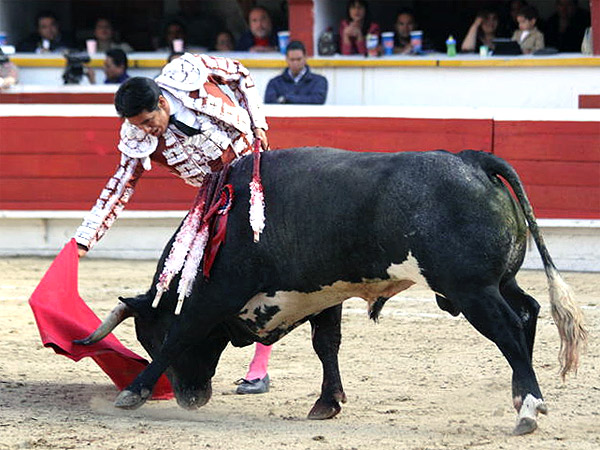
[62,52,91,85]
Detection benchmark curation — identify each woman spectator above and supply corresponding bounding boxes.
[92,18,134,53]
[339,0,380,55]
[213,30,235,52]
[461,9,500,53]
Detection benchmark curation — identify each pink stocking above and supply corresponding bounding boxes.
[245,343,272,380]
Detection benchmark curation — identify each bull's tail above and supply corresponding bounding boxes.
[461,150,588,379]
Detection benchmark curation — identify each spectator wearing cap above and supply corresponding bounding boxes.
[264,40,328,105]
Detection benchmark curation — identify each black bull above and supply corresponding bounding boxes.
[78,147,587,435]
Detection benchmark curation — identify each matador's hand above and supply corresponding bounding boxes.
[77,244,88,258]
[254,128,269,150]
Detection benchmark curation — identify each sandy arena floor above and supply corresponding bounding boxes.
[0,257,598,450]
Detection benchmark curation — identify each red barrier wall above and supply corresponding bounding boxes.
[494,121,600,219]
[1,115,598,219]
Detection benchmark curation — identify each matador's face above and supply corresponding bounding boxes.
[127,96,171,137]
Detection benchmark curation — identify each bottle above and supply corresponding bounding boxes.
[446,35,456,57]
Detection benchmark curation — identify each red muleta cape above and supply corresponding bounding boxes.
[28,238,173,399]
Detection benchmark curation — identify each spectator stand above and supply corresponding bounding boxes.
[5,52,600,109]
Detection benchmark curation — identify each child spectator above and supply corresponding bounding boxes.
[339,0,380,55]
[501,0,529,36]
[512,6,544,54]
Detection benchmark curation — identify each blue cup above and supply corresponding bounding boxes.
[410,30,423,54]
[277,31,290,54]
[381,32,394,56]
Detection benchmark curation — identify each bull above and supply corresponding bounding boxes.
[77,147,587,435]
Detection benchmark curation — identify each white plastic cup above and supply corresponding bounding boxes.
[479,45,489,57]
[172,39,184,52]
[381,32,394,56]
[366,33,379,57]
[410,30,423,53]
[277,31,290,54]
[86,39,97,55]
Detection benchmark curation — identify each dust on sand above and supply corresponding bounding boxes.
[1,257,598,450]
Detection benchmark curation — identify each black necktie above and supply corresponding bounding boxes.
[169,115,201,136]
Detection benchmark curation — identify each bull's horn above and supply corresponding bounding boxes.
[73,301,134,345]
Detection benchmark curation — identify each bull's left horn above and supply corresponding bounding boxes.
[73,301,134,345]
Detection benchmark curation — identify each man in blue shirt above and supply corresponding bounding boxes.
[264,41,328,104]
[86,48,130,85]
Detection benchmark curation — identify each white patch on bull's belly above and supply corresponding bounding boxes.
[238,253,432,335]
[386,253,429,288]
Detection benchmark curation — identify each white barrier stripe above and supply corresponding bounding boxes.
[1,211,598,228]
[0,210,187,219]
[0,104,598,122]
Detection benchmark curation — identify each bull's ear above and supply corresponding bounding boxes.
[118,294,156,318]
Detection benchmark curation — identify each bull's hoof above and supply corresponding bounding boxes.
[308,397,344,420]
[114,388,150,410]
[175,385,212,410]
[513,417,537,436]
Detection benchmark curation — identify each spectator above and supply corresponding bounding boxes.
[0,49,19,89]
[173,0,222,50]
[339,0,380,55]
[393,9,416,54]
[581,26,593,54]
[87,49,130,84]
[213,30,235,52]
[154,20,187,52]
[17,10,72,53]
[236,6,278,52]
[543,0,590,52]
[264,40,328,105]
[461,9,500,53]
[392,8,432,54]
[167,52,184,63]
[512,6,544,54]
[91,18,134,53]
[501,0,529,36]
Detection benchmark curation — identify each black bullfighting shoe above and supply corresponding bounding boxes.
[235,374,270,394]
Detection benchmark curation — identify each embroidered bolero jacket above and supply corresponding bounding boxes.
[74,53,268,250]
